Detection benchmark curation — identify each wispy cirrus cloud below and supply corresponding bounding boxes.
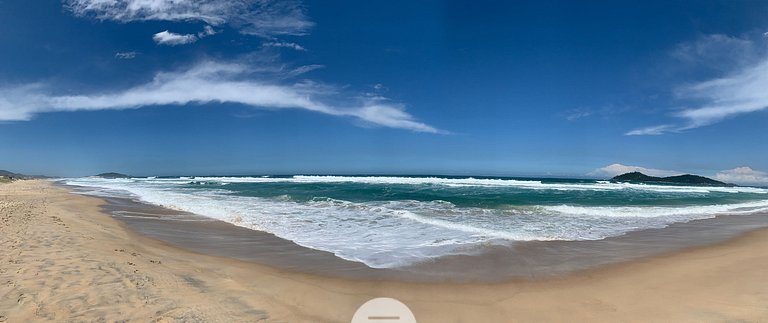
[670,34,757,72]
[42,1,439,133]
[673,58,768,127]
[0,60,442,133]
[63,0,312,37]
[561,105,632,123]
[263,41,306,51]
[627,57,768,135]
[624,124,677,136]
[281,64,323,79]
[562,108,593,122]
[627,34,768,135]
[115,51,138,59]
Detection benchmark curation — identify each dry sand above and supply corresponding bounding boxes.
[1,180,767,322]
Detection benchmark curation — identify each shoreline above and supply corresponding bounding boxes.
[2,180,768,321]
[70,182,768,282]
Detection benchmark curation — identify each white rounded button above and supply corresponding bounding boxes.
[351,297,416,323]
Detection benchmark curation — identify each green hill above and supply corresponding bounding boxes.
[0,170,23,177]
[95,172,131,179]
[610,172,730,186]
[0,170,43,180]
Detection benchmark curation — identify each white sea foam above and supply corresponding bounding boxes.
[176,175,768,193]
[59,176,768,268]
[543,200,768,218]
[68,175,768,193]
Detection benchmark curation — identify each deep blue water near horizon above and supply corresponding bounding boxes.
[62,174,768,268]
[172,174,767,208]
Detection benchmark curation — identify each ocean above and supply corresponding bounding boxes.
[61,175,768,269]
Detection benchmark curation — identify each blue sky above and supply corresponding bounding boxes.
[1,0,767,184]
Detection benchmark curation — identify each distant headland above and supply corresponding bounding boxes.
[610,172,731,186]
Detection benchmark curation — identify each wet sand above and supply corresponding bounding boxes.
[2,180,768,322]
[91,185,768,282]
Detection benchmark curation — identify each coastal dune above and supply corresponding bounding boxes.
[1,180,768,322]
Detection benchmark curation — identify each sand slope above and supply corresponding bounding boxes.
[1,180,768,322]
[0,181,291,322]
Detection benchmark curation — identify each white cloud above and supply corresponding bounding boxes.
[64,0,312,37]
[198,25,218,37]
[153,30,198,45]
[0,61,441,133]
[353,102,439,133]
[625,124,676,136]
[628,58,768,135]
[588,163,682,178]
[628,34,768,135]
[263,41,306,51]
[714,167,768,186]
[153,25,220,46]
[115,51,138,59]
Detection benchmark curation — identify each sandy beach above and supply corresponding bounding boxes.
[2,180,768,322]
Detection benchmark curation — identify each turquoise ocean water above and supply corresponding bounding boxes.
[63,175,768,268]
